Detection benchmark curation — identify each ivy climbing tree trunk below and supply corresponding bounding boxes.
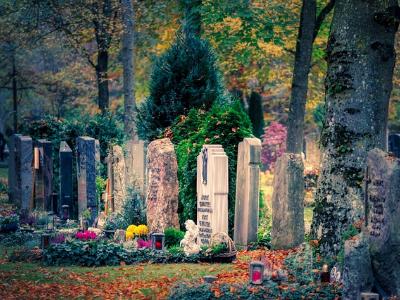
[311,0,399,256]
[122,0,137,140]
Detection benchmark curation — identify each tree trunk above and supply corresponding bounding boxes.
[12,51,18,133]
[311,0,398,256]
[96,50,109,112]
[286,0,316,154]
[122,0,137,140]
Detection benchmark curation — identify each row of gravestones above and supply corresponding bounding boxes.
[8,135,100,222]
[144,137,262,247]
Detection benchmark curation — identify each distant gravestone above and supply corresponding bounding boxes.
[109,145,126,214]
[388,133,400,158]
[8,134,20,205]
[365,149,400,295]
[76,137,97,223]
[125,140,146,197]
[304,133,321,171]
[234,138,261,247]
[197,145,229,245]
[146,138,179,233]
[35,139,53,211]
[59,142,73,217]
[15,136,33,211]
[271,153,304,249]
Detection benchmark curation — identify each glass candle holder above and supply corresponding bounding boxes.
[321,264,330,283]
[151,233,165,251]
[41,233,51,249]
[61,205,70,221]
[249,261,264,285]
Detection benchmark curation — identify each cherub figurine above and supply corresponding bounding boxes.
[180,220,200,256]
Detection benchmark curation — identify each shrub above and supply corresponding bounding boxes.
[164,227,185,248]
[137,32,225,141]
[170,101,253,232]
[123,186,146,226]
[247,91,265,138]
[261,121,287,170]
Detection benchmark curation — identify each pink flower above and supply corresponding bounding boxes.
[137,238,151,249]
[76,230,97,240]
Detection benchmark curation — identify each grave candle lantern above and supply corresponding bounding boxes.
[41,233,51,249]
[321,264,330,283]
[249,261,264,285]
[61,205,70,221]
[151,233,165,251]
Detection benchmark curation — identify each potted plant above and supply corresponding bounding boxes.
[0,214,19,233]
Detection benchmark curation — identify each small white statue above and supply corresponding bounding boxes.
[180,220,200,256]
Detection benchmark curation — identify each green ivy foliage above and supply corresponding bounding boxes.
[137,32,225,141]
[164,227,185,248]
[169,101,253,233]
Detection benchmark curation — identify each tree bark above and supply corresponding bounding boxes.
[12,51,18,133]
[286,0,316,153]
[122,0,137,140]
[96,50,109,112]
[311,0,398,256]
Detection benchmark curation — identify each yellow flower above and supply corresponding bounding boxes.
[126,225,137,235]
[125,231,134,241]
[136,224,148,236]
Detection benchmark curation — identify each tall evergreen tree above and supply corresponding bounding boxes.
[247,91,265,138]
[137,33,224,141]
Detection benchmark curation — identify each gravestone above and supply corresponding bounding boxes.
[388,133,400,158]
[15,136,34,211]
[304,133,321,171]
[197,145,229,246]
[76,137,97,223]
[146,138,179,232]
[8,134,20,205]
[365,148,400,295]
[35,139,53,211]
[59,142,73,217]
[109,145,126,214]
[271,153,304,249]
[234,138,261,247]
[125,140,146,197]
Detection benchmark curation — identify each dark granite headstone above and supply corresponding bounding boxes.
[8,134,20,205]
[76,137,97,223]
[59,141,73,217]
[388,133,400,158]
[34,139,53,211]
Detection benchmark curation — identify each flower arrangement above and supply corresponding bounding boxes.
[137,238,152,249]
[125,224,148,241]
[51,233,66,244]
[75,230,97,240]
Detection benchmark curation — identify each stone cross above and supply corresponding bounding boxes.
[125,139,146,197]
[146,138,179,232]
[15,136,34,211]
[34,139,53,211]
[59,141,73,217]
[271,153,304,249]
[7,134,20,205]
[76,136,98,223]
[197,145,229,245]
[234,138,261,247]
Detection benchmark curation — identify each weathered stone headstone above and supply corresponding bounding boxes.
[388,133,400,158]
[109,145,126,214]
[35,139,53,211]
[15,136,34,211]
[234,138,261,247]
[8,134,20,205]
[197,145,229,245]
[271,153,304,249]
[365,149,400,295]
[76,137,97,223]
[59,142,73,217]
[304,133,321,171]
[146,138,179,232]
[125,140,146,197]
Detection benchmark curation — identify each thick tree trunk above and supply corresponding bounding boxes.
[122,0,137,140]
[311,0,398,256]
[286,0,316,154]
[96,50,109,112]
